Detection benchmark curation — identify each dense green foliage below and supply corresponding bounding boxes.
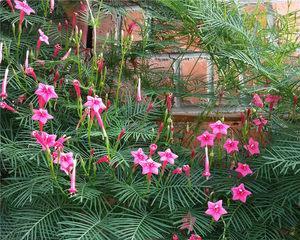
[0,1,299,240]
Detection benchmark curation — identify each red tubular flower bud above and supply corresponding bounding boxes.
[146,102,154,113]
[240,112,246,124]
[96,155,109,164]
[88,86,94,96]
[53,44,62,58]
[0,102,16,112]
[90,148,95,156]
[293,95,298,107]
[117,128,126,141]
[65,20,69,31]
[6,0,14,12]
[158,122,164,135]
[166,93,173,112]
[58,22,62,32]
[106,99,111,110]
[53,70,59,87]
[72,79,81,99]
[72,12,77,30]
[97,58,104,73]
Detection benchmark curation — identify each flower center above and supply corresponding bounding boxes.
[250,144,255,149]
[214,205,220,213]
[238,188,244,194]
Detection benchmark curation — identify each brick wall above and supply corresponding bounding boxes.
[66,0,299,124]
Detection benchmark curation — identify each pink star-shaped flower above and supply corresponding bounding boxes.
[84,95,106,113]
[253,116,268,132]
[180,212,196,232]
[15,0,35,15]
[38,29,49,45]
[32,108,53,125]
[32,130,56,151]
[189,234,203,240]
[35,83,58,103]
[252,93,263,108]
[140,158,161,175]
[223,138,239,154]
[131,148,148,165]
[235,162,253,177]
[205,200,227,221]
[54,152,74,175]
[244,137,260,155]
[54,135,69,151]
[209,120,230,136]
[158,148,178,165]
[196,131,215,148]
[265,94,281,110]
[231,183,252,203]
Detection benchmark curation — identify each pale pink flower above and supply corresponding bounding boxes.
[209,120,230,136]
[0,102,16,112]
[180,212,196,232]
[84,96,106,114]
[69,158,77,194]
[140,158,161,181]
[172,167,182,175]
[189,234,203,240]
[223,138,239,154]
[202,146,211,179]
[0,67,9,100]
[265,94,281,110]
[25,67,37,81]
[38,29,49,44]
[15,0,35,15]
[24,49,29,68]
[252,93,264,108]
[235,163,253,177]
[15,0,35,29]
[53,135,70,151]
[55,152,74,174]
[231,183,252,203]
[205,200,227,221]
[32,108,53,126]
[244,137,260,155]
[32,130,56,151]
[61,48,72,61]
[131,148,148,165]
[253,116,268,132]
[50,0,55,13]
[158,148,178,165]
[149,143,157,156]
[197,131,215,148]
[182,164,190,177]
[35,83,58,103]
[136,78,142,102]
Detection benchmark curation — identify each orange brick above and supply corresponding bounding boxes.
[242,4,268,28]
[272,1,300,31]
[180,58,209,105]
[96,14,117,46]
[122,8,145,41]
